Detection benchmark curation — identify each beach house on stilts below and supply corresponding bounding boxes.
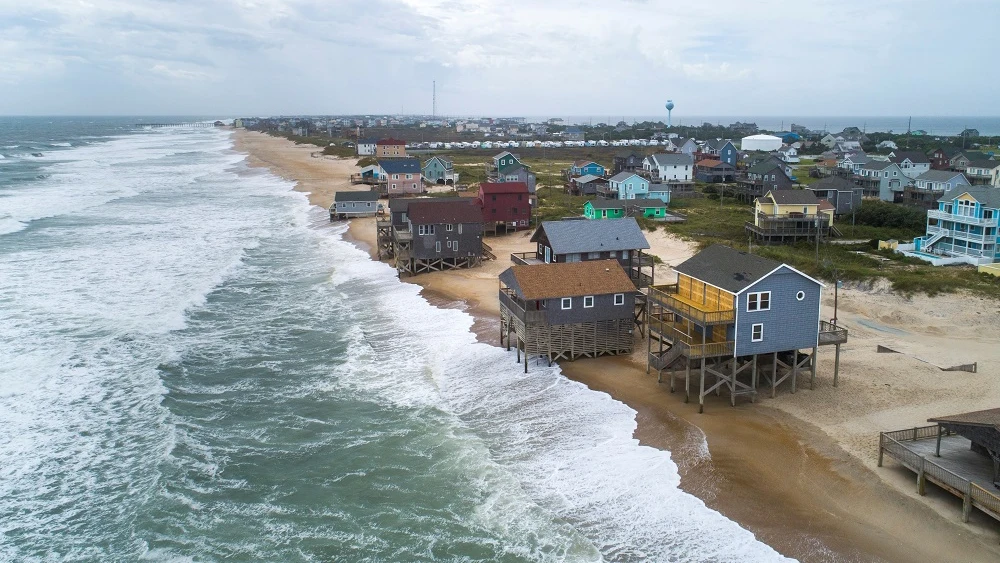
[394,200,485,276]
[646,245,848,412]
[499,260,639,371]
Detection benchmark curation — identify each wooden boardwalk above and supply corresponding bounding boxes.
[879,427,1000,524]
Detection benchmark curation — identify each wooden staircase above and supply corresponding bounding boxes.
[482,241,496,261]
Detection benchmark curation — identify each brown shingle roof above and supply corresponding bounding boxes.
[376,138,406,146]
[407,200,482,225]
[696,159,723,167]
[505,260,636,300]
[479,182,529,194]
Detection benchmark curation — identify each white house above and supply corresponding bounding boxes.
[357,138,377,156]
[777,146,800,164]
[643,153,694,182]
[876,140,898,150]
[889,151,931,180]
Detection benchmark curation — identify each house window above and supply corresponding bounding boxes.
[751,323,764,342]
[561,297,572,310]
[614,293,625,305]
[587,251,600,259]
[446,224,454,231]
[406,174,412,179]
[435,241,441,252]
[391,183,397,190]
[418,225,436,235]
[584,296,594,308]
[747,291,771,312]
[796,291,805,301]
[393,174,399,180]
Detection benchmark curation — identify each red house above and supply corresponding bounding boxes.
[478,182,531,231]
[376,138,407,158]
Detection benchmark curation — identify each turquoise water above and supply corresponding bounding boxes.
[0,119,790,561]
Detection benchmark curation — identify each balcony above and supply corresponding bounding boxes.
[928,209,998,227]
[818,321,848,346]
[648,284,735,325]
[652,317,735,359]
[499,290,546,324]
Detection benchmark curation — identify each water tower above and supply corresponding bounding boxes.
[665,100,675,127]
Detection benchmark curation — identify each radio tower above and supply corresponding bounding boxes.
[432,80,436,118]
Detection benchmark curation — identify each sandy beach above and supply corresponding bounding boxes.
[233,129,1000,562]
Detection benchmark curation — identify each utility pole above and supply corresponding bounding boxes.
[815,215,822,266]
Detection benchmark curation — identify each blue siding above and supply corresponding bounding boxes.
[734,267,822,356]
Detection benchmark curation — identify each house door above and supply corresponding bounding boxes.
[544,246,552,263]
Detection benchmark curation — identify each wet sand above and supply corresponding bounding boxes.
[232,128,1000,562]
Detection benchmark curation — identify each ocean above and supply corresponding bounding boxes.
[0,118,790,561]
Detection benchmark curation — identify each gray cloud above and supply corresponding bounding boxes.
[0,0,996,116]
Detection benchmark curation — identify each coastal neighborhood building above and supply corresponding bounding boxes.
[804,176,863,216]
[913,186,1000,265]
[605,172,649,200]
[740,134,783,152]
[499,260,639,369]
[489,151,537,192]
[329,191,379,220]
[734,159,793,202]
[703,139,738,166]
[950,151,988,172]
[855,161,907,201]
[613,150,645,175]
[519,218,654,287]
[838,152,869,174]
[568,174,607,196]
[746,190,834,244]
[395,199,484,276]
[642,153,694,183]
[422,156,459,185]
[376,138,407,158]
[901,170,971,208]
[695,159,736,183]
[583,199,668,220]
[478,182,531,232]
[646,245,847,411]
[357,138,377,156]
[889,151,931,180]
[927,147,954,170]
[570,160,606,177]
[380,158,424,195]
[668,137,698,155]
[964,161,1000,186]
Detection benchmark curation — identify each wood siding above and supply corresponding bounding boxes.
[734,266,821,356]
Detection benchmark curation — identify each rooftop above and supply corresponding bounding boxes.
[501,260,636,300]
[674,245,783,294]
[379,158,421,174]
[480,181,529,195]
[334,191,379,202]
[939,186,1000,208]
[763,189,819,205]
[532,217,650,255]
[407,200,483,225]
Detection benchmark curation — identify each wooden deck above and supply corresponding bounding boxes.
[879,427,1000,524]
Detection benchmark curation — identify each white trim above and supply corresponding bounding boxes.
[751,323,764,342]
[746,291,771,312]
[583,295,595,308]
[736,264,825,295]
[796,290,805,301]
[614,293,625,305]
[561,297,572,310]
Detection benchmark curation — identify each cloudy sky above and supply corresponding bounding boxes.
[0,0,996,117]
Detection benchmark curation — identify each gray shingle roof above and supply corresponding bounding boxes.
[764,189,819,205]
[379,158,421,174]
[575,174,604,184]
[808,176,861,192]
[747,159,787,175]
[629,198,667,208]
[532,217,650,255]
[587,199,626,210]
[335,191,379,202]
[966,160,1000,170]
[860,161,894,171]
[609,171,644,183]
[674,245,783,294]
[650,153,694,167]
[938,186,1000,208]
[914,170,968,183]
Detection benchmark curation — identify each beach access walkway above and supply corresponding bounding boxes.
[879,426,1000,525]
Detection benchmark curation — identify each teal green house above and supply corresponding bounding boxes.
[584,198,667,220]
[584,200,627,219]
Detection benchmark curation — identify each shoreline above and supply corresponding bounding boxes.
[232,129,1000,562]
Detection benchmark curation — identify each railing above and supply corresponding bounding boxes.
[510,251,536,266]
[972,484,1000,519]
[648,284,735,325]
[818,321,848,345]
[658,323,735,359]
[928,209,998,226]
[499,291,546,324]
[394,228,413,242]
[746,222,827,236]
[879,426,1000,524]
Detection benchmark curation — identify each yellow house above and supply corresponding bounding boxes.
[747,190,834,243]
[754,190,834,226]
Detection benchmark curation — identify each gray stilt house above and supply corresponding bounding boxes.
[499,260,639,370]
[395,200,484,276]
[512,218,655,288]
[330,191,380,220]
[647,245,848,411]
